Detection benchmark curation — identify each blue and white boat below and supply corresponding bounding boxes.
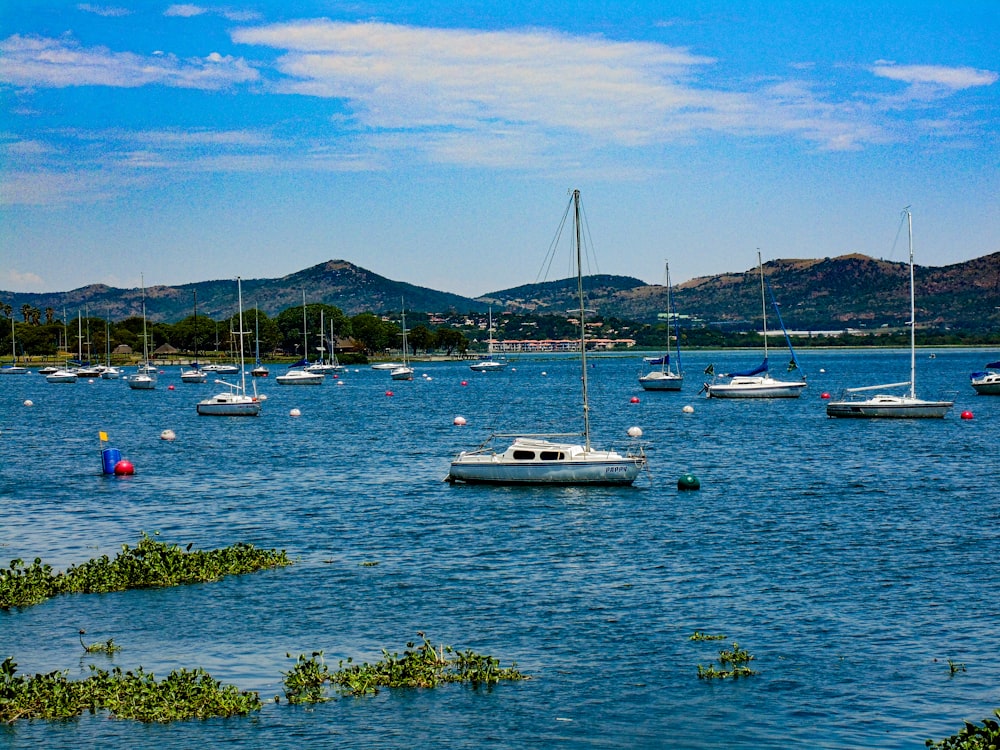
[969,360,1000,395]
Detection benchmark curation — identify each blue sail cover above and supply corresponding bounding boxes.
[986,361,1000,369]
[728,358,768,377]
[645,354,669,366]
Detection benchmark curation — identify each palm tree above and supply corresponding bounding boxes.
[20,304,31,323]
[45,307,54,324]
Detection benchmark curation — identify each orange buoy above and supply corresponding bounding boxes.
[961,410,973,420]
[113,460,134,475]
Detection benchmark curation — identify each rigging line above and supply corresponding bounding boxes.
[536,193,574,285]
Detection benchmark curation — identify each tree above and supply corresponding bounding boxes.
[20,304,31,323]
[350,312,395,355]
[407,324,433,354]
[434,327,467,355]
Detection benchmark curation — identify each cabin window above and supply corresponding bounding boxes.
[540,451,562,460]
[512,450,535,460]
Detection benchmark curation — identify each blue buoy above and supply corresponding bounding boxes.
[677,473,701,491]
[101,447,122,475]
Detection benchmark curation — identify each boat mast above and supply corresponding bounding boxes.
[906,207,916,399]
[193,290,199,364]
[237,277,248,395]
[140,274,148,364]
[573,189,591,450]
[758,251,769,365]
[301,290,308,363]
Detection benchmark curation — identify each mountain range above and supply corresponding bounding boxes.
[2,253,998,332]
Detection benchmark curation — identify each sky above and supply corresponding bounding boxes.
[1,1,998,299]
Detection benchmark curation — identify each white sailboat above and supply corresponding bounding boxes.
[197,277,262,416]
[277,291,323,384]
[826,208,953,418]
[304,309,339,374]
[390,301,415,381]
[128,277,157,390]
[100,311,121,379]
[251,305,269,377]
[469,308,507,372]
[447,189,648,486]
[181,290,208,383]
[703,252,806,399]
[639,261,683,391]
[1,316,28,374]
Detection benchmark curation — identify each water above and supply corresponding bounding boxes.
[1,350,997,749]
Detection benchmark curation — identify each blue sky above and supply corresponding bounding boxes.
[1,1,997,299]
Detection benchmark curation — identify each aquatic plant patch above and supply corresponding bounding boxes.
[282,634,529,703]
[0,658,262,723]
[696,642,759,680]
[925,709,1000,749]
[0,532,291,609]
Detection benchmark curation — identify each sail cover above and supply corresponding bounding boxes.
[728,358,768,377]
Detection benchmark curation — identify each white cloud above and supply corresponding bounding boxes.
[164,4,206,17]
[164,4,261,21]
[872,63,998,90]
[0,34,259,90]
[0,269,45,290]
[77,3,131,17]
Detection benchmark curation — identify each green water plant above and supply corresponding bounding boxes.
[697,642,759,680]
[282,634,529,703]
[947,659,967,676]
[78,630,121,655]
[0,657,261,723]
[926,709,1000,749]
[0,533,292,609]
[689,631,727,642]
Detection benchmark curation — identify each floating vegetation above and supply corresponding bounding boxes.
[947,659,967,676]
[696,642,759,680]
[360,561,379,567]
[0,658,261,723]
[78,630,121,655]
[0,532,292,609]
[689,631,727,642]
[282,634,529,703]
[926,709,1000,749]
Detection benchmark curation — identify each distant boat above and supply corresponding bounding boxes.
[371,362,402,370]
[127,276,157,390]
[250,305,269,377]
[197,277,261,416]
[45,368,78,383]
[390,301,414,381]
[278,294,323,385]
[639,261,683,391]
[447,189,648,486]
[201,363,239,375]
[0,316,28,375]
[970,361,1000,395]
[181,290,208,383]
[469,308,507,372]
[304,309,340,374]
[826,208,953,418]
[703,253,806,399]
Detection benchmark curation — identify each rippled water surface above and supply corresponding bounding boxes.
[1,350,997,749]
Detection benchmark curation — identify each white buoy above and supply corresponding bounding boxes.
[258,394,268,401]
[337,380,345,386]
[541,371,547,376]
[160,429,176,441]
[682,405,694,414]
[23,399,33,407]
[819,368,826,373]
[290,408,301,417]
[454,416,467,426]
[627,426,642,438]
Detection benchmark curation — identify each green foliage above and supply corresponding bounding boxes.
[0,533,291,609]
[282,634,528,703]
[689,631,727,641]
[0,657,261,723]
[696,642,759,680]
[926,710,1000,749]
[78,630,121,655]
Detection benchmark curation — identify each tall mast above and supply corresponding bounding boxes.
[758,250,769,363]
[301,289,307,362]
[906,207,916,399]
[573,189,591,450]
[140,275,148,363]
[237,277,248,395]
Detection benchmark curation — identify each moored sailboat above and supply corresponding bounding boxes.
[639,261,683,391]
[197,277,262,416]
[390,302,414,381]
[826,208,952,418]
[127,277,157,390]
[447,189,648,486]
[469,308,507,372]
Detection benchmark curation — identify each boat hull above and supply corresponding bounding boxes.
[127,376,157,390]
[196,397,261,416]
[180,370,207,383]
[638,373,683,391]
[276,371,323,385]
[705,377,805,398]
[469,361,507,372]
[826,397,953,418]
[447,458,643,485]
[0,366,29,375]
[971,374,1000,395]
[45,370,78,383]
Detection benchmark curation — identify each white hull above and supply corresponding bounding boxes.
[201,364,240,374]
[276,370,324,385]
[371,362,402,370]
[971,372,1000,395]
[251,366,269,377]
[46,369,78,383]
[826,395,953,418]
[0,366,29,375]
[196,394,261,416]
[705,376,805,398]
[447,438,644,485]
[100,367,121,380]
[390,366,414,381]
[127,374,157,390]
[639,372,683,391]
[180,369,208,383]
[469,362,507,372]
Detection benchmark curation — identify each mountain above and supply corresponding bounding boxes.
[2,253,997,331]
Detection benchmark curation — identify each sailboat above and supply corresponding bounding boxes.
[447,189,648,485]
[703,252,806,398]
[251,305,269,377]
[197,277,262,416]
[305,309,339,374]
[100,310,121,379]
[1,316,28,374]
[127,277,157,390]
[469,308,507,372]
[181,290,208,383]
[390,301,415,381]
[277,291,323,384]
[826,208,953,418]
[639,261,683,391]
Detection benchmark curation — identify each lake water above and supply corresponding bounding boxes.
[1,349,997,749]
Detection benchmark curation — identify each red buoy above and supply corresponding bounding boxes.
[113,460,134,475]
[961,410,974,420]
[461,381,467,386]
[821,392,830,399]
[168,384,175,390]
[630,396,640,404]
[385,390,394,397]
